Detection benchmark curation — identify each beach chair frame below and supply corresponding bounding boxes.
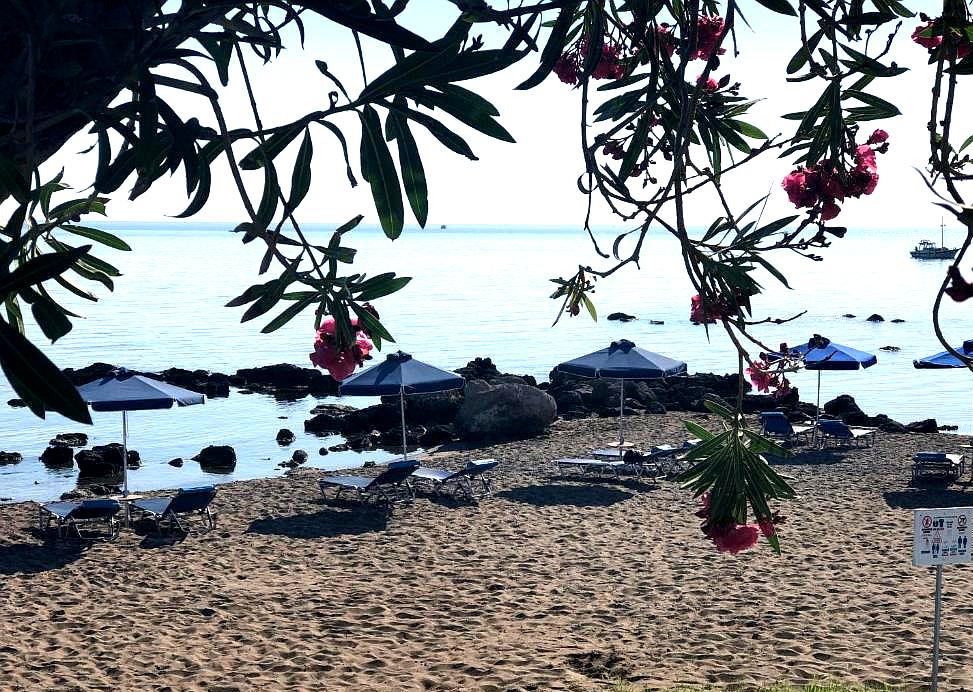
[319,460,419,505]
[912,453,965,483]
[131,486,218,535]
[412,459,498,499]
[38,499,121,541]
[759,412,813,445]
[816,420,877,448]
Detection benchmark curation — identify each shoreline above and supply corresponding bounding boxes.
[3,412,973,689]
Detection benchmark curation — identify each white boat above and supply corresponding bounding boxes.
[911,220,958,259]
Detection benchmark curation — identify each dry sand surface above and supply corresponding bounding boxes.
[2,412,973,691]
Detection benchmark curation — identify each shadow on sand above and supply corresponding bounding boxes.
[496,483,635,508]
[766,448,850,466]
[884,484,972,510]
[247,505,391,538]
[0,533,87,575]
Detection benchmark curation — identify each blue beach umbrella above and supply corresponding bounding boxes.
[770,334,877,431]
[339,351,465,461]
[914,339,973,435]
[556,339,688,446]
[78,369,205,495]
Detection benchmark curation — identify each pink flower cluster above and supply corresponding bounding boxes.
[695,493,781,554]
[745,355,792,399]
[654,24,676,58]
[696,75,719,92]
[692,15,727,61]
[945,265,973,302]
[309,314,374,381]
[781,129,888,220]
[690,294,729,324]
[555,39,625,85]
[912,17,973,59]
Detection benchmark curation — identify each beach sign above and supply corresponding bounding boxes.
[913,507,972,566]
[913,506,972,692]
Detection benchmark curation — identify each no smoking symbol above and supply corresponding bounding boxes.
[923,516,933,529]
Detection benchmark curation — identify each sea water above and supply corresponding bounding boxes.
[1,222,969,502]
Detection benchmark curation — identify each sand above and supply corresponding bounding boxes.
[2,412,973,691]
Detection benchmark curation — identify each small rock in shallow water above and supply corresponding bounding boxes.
[318,447,329,456]
[879,346,900,352]
[276,428,295,445]
[168,458,184,467]
[649,320,664,325]
[606,312,636,322]
[0,451,22,465]
[842,314,855,318]
[891,318,905,323]
[6,399,26,408]
[866,313,884,322]
[291,450,308,463]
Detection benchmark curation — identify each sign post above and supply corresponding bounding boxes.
[913,506,973,692]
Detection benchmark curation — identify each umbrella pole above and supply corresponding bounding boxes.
[812,369,822,446]
[400,387,408,462]
[618,380,625,446]
[122,410,129,496]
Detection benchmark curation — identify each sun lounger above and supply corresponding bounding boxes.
[319,459,419,504]
[38,498,121,541]
[912,452,965,483]
[648,439,703,476]
[816,419,877,447]
[554,457,624,478]
[130,486,217,534]
[412,458,499,498]
[591,448,659,481]
[759,412,813,444]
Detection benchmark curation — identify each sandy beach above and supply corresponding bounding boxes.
[2,412,973,691]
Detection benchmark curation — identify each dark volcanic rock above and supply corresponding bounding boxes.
[607,312,637,322]
[291,449,308,463]
[419,424,457,446]
[842,314,856,318]
[193,445,237,471]
[7,399,26,408]
[51,432,88,447]
[866,314,884,322]
[879,346,900,352]
[891,319,905,324]
[41,446,74,468]
[906,418,939,434]
[318,447,329,456]
[276,428,295,445]
[649,320,664,325]
[76,445,125,477]
[304,404,357,434]
[0,451,22,465]
[235,364,339,397]
[456,380,556,441]
[168,458,184,467]
[62,362,116,385]
[381,390,464,425]
[823,395,868,425]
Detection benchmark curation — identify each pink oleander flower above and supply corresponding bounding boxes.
[696,75,719,92]
[592,42,626,80]
[655,23,676,58]
[554,53,581,84]
[758,516,776,538]
[692,15,727,61]
[707,522,760,554]
[690,294,722,324]
[912,20,943,50]
[309,316,374,381]
[746,363,774,393]
[867,129,889,145]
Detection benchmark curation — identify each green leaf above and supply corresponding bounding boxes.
[255,162,279,229]
[262,294,317,334]
[516,2,580,90]
[355,273,412,301]
[0,245,93,295]
[580,293,597,321]
[350,302,394,349]
[843,89,901,117]
[407,87,515,143]
[62,226,131,251]
[288,129,313,210]
[31,297,72,342]
[0,318,91,423]
[240,124,304,170]
[387,114,428,227]
[359,106,404,240]
[619,114,650,180]
[753,0,796,15]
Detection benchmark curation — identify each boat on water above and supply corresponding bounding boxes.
[910,219,958,259]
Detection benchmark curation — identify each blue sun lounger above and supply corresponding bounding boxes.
[412,458,499,498]
[319,459,419,504]
[38,499,122,541]
[816,419,877,447]
[131,486,218,534]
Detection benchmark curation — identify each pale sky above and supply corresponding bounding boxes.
[36,4,970,233]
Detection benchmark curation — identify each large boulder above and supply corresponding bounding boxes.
[193,445,237,472]
[906,418,939,434]
[233,363,339,397]
[455,380,556,441]
[0,451,22,465]
[51,432,88,447]
[381,390,464,425]
[304,404,357,434]
[41,446,74,467]
[75,444,129,477]
[823,394,869,425]
[340,404,399,435]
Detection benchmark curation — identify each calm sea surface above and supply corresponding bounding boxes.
[2,222,970,502]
